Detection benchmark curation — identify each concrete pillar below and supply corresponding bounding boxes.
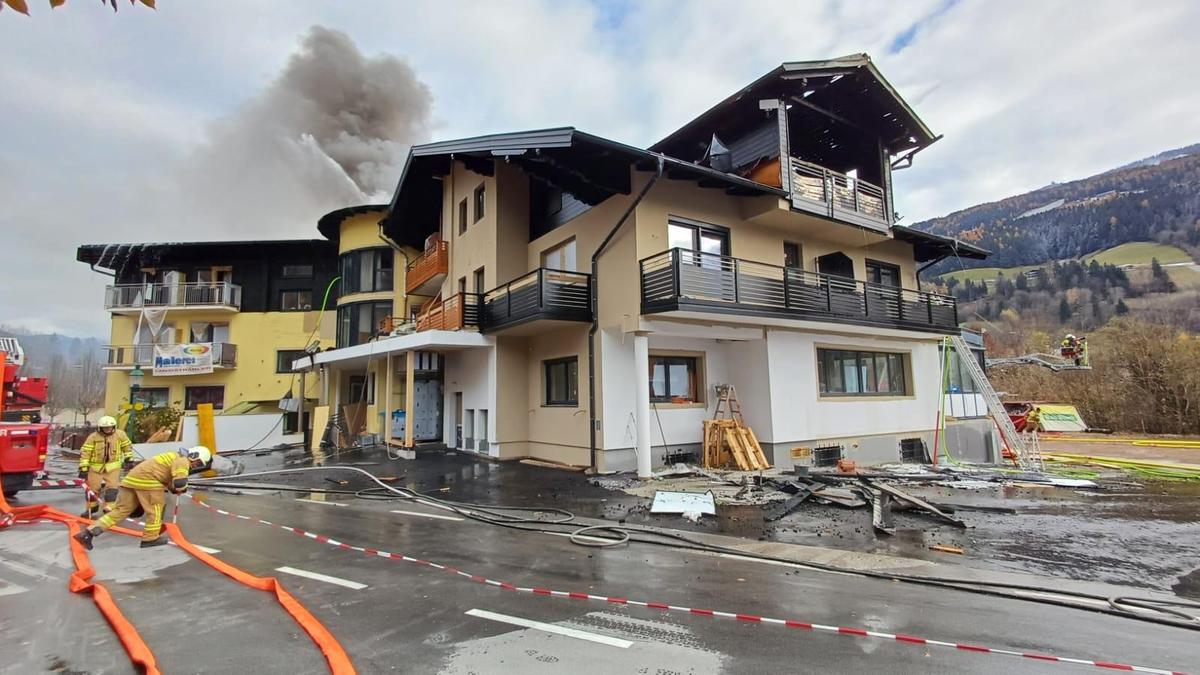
[633,333,652,479]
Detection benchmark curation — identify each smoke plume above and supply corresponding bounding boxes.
[175,26,433,235]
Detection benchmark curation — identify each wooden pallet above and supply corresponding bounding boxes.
[703,418,769,470]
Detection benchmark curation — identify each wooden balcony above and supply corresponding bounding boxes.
[790,158,889,231]
[640,248,958,333]
[414,293,481,332]
[104,282,242,313]
[406,239,449,296]
[480,268,591,334]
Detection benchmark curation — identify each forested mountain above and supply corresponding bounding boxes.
[916,144,1200,276]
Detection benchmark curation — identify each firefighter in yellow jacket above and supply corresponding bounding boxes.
[78,415,136,518]
[73,446,212,549]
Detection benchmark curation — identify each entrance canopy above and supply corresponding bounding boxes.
[294,330,492,372]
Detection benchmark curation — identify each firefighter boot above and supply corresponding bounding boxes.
[140,536,169,549]
[73,528,97,551]
[80,505,100,519]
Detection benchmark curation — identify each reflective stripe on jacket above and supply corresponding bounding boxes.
[79,430,134,472]
[121,452,190,492]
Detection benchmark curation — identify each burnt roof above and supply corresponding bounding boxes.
[381,127,786,247]
[651,54,937,163]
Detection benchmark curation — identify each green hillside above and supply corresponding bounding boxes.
[937,241,1194,284]
[1082,241,1192,266]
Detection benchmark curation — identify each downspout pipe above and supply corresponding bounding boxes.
[588,154,664,472]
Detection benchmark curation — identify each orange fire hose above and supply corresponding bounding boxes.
[2,486,354,674]
[166,522,356,675]
[2,499,160,675]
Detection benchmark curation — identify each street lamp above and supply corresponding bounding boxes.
[129,364,145,393]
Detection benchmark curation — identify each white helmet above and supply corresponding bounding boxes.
[98,415,117,429]
[184,446,213,466]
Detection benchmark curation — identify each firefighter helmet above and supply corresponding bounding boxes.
[98,415,117,429]
[185,445,213,467]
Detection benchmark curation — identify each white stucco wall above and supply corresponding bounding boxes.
[442,347,496,456]
[765,330,942,445]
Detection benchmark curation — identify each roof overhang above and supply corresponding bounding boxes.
[381,127,786,247]
[76,239,337,274]
[651,54,937,162]
[297,330,493,371]
[892,226,990,263]
[316,204,389,242]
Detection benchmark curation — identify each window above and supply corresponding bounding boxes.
[473,267,485,293]
[281,290,314,311]
[281,264,313,279]
[339,247,393,294]
[276,349,308,373]
[649,354,702,404]
[784,242,803,269]
[667,218,729,257]
[940,345,981,394]
[817,252,855,279]
[189,322,229,344]
[348,374,375,405]
[473,183,486,223]
[131,387,169,408]
[336,301,393,348]
[196,267,232,284]
[458,198,468,235]
[543,357,578,406]
[185,385,225,410]
[458,277,467,295]
[817,349,908,396]
[866,260,901,287]
[541,238,576,272]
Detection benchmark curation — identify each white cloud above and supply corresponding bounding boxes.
[1,0,1199,338]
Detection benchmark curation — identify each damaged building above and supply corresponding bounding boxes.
[77,54,994,471]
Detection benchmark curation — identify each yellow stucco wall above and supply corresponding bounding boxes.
[102,310,335,416]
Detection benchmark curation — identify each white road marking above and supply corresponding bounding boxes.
[192,544,222,555]
[0,559,51,579]
[0,579,29,597]
[275,566,367,590]
[390,509,464,522]
[465,609,633,649]
[294,498,346,507]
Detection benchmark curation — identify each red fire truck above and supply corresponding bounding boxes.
[1,338,51,498]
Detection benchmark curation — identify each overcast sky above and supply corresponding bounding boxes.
[2,0,1199,338]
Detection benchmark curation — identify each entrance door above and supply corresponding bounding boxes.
[454,392,463,448]
[412,379,443,441]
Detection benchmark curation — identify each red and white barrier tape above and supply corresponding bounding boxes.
[33,479,87,489]
[187,496,1186,674]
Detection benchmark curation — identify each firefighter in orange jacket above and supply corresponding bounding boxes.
[78,415,135,518]
[74,446,211,549]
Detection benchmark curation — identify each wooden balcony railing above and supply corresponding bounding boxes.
[480,268,591,332]
[640,248,958,333]
[406,239,449,295]
[414,293,481,332]
[790,158,889,229]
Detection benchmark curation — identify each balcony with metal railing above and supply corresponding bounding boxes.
[102,342,238,370]
[640,248,958,333]
[406,238,449,296]
[480,268,591,333]
[104,282,242,313]
[790,158,889,231]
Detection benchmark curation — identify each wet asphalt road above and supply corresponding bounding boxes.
[2,469,1198,675]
